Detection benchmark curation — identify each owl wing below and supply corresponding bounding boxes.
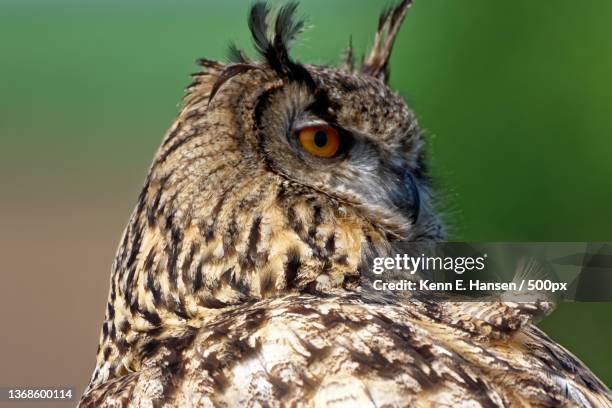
[80,292,612,407]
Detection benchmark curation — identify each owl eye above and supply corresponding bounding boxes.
[297,126,340,158]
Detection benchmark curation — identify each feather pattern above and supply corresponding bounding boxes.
[80,292,612,407]
[79,2,612,407]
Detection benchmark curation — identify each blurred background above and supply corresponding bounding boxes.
[1,0,611,405]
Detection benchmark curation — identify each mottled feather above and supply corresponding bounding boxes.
[80,2,612,407]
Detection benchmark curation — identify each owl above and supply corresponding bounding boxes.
[79,1,612,407]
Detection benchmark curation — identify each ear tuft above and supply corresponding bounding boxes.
[362,0,413,83]
[274,2,305,51]
[341,36,355,72]
[248,2,272,58]
[247,2,314,87]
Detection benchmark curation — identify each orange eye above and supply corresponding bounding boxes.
[297,126,340,158]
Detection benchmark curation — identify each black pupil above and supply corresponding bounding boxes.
[313,131,328,148]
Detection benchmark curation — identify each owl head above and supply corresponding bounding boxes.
[90,1,445,384]
[124,0,442,310]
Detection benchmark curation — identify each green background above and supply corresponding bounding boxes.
[1,0,611,398]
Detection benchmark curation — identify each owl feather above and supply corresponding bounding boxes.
[79,2,612,407]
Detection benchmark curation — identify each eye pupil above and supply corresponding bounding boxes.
[313,131,328,148]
